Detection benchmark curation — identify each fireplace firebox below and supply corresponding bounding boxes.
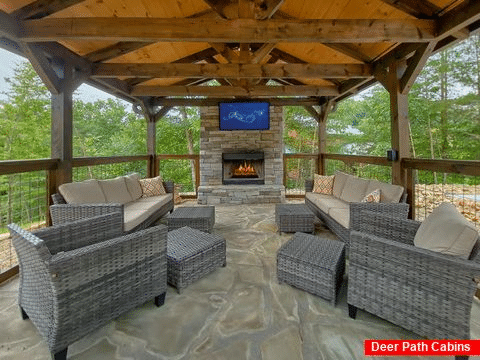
[222,151,265,185]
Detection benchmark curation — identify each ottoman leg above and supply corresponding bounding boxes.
[348,304,358,319]
[155,292,166,307]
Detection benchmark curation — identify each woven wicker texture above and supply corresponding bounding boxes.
[50,181,174,234]
[277,232,345,305]
[167,206,215,233]
[275,204,314,233]
[348,210,480,340]
[167,226,226,293]
[8,213,168,358]
[305,180,409,248]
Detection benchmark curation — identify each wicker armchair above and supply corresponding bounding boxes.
[347,210,480,350]
[8,212,168,360]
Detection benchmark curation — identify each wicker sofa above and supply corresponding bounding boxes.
[305,171,409,247]
[50,174,174,233]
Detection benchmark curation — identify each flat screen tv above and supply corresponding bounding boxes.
[219,102,269,130]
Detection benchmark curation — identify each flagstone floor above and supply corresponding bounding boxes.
[0,201,479,360]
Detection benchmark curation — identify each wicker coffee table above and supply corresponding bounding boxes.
[167,226,226,293]
[167,206,215,233]
[275,203,315,233]
[277,232,345,305]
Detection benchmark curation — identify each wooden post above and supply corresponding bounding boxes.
[318,101,333,175]
[146,115,157,178]
[387,61,413,217]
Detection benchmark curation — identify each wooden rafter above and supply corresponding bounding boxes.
[20,18,436,43]
[92,63,373,79]
[323,43,372,63]
[251,43,277,64]
[21,43,62,93]
[131,84,339,97]
[85,42,155,63]
[152,97,321,106]
[400,42,436,94]
[437,0,480,40]
[11,0,85,20]
[379,0,440,19]
[204,0,284,20]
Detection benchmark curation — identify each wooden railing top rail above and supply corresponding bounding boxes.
[72,155,149,167]
[157,154,199,160]
[402,158,480,177]
[284,153,319,159]
[0,158,59,175]
[323,153,391,166]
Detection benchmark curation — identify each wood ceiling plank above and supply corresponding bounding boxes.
[86,41,154,63]
[21,17,436,43]
[378,0,441,19]
[11,0,85,20]
[93,63,373,79]
[437,0,480,40]
[131,84,339,97]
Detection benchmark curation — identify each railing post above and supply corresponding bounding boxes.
[194,155,200,194]
[405,166,415,219]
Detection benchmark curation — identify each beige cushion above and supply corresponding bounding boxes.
[366,180,404,203]
[332,171,349,198]
[124,173,143,200]
[414,202,478,259]
[59,179,106,204]
[140,176,166,197]
[361,189,381,203]
[98,177,133,204]
[313,174,334,194]
[329,207,350,229]
[123,194,172,232]
[339,176,370,203]
[305,192,348,214]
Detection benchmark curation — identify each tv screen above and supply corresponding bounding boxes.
[219,102,269,130]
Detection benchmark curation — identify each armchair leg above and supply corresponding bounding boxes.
[348,304,358,319]
[20,306,29,320]
[155,292,166,307]
[52,348,67,360]
[455,356,468,360]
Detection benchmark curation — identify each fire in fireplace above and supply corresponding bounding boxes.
[223,151,265,185]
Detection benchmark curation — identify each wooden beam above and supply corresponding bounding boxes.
[203,0,237,19]
[204,0,284,20]
[0,10,21,39]
[153,106,173,122]
[304,105,321,121]
[21,43,62,93]
[438,0,480,40]
[251,43,277,64]
[93,63,373,79]
[400,41,436,94]
[131,84,339,97]
[21,18,436,43]
[402,158,480,177]
[86,41,155,63]
[253,0,285,20]
[379,0,440,19]
[323,43,372,63]
[11,0,85,20]
[152,97,320,107]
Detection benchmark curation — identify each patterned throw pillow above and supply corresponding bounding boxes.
[361,189,381,203]
[313,174,334,194]
[139,176,166,197]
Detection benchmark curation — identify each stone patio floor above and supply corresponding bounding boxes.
[1,201,479,360]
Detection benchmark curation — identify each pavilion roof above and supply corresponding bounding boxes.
[1,0,479,110]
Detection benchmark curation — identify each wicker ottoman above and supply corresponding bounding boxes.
[167,226,226,293]
[275,204,315,233]
[167,206,215,233]
[277,232,345,305]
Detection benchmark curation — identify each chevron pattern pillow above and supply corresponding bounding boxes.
[361,188,381,203]
[139,176,166,197]
[313,174,334,194]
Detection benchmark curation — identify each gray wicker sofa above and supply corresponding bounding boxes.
[305,171,409,247]
[50,174,174,233]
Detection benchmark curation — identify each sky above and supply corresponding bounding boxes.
[0,48,124,104]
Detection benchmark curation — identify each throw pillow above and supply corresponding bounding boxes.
[313,174,334,194]
[361,189,381,203]
[414,202,478,259]
[139,176,166,197]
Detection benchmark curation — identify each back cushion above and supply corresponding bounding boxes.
[339,175,370,203]
[59,179,106,204]
[332,171,349,198]
[99,177,133,204]
[414,202,478,259]
[366,180,404,203]
[124,173,143,200]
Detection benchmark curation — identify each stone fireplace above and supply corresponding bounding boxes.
[198,106,285,204]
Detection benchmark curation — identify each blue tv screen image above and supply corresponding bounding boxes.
[219,102,270,130]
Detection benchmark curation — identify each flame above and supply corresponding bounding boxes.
[233,161,257,176]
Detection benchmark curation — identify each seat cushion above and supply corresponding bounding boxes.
[99,177,133,204]
[332,171,349,198]
[123,194,172,232]
[59,179,106,204]
[414,202,478,259]
[305,192,348,214]
[328,207,350,229]
[140,176,166,197]
[339,175,370,203]
[313,174,334,194]
[124,173,143,201]
[366,180,404,203]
